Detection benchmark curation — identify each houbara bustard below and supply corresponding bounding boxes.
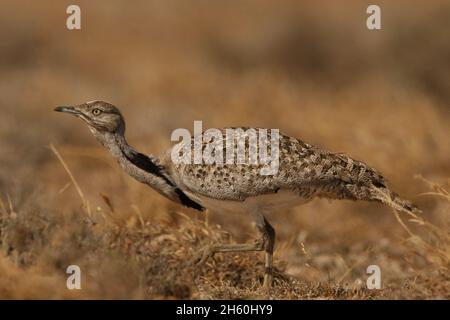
[55,101,420,288]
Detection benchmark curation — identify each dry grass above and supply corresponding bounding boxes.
[0,148,448,299]
[0,0,449,299]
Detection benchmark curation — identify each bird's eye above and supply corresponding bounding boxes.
[92,108,102,116]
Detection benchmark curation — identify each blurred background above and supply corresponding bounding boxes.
[0,0,449,299]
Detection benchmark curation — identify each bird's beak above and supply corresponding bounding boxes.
[54,106,80,115]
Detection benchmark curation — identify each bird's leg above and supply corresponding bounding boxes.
[261,217,275,289]
[193,241,265,266]
[193,215,276,288]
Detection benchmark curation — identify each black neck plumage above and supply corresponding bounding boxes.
[119,144,204,212]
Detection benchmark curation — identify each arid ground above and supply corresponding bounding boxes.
[0,1,449,299]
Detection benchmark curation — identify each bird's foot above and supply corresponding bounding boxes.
[191,245,216,266]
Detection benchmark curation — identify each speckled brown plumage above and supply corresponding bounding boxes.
[167,128,418,216]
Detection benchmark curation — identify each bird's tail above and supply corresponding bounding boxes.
[370,186,421,216]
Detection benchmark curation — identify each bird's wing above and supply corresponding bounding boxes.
[168,128,387,202]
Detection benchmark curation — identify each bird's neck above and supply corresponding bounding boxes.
[96,131,179,202]
[91,130,203,211]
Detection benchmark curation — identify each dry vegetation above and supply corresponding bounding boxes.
[0,0,449,299]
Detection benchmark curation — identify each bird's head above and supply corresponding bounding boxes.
[54,101,125,135]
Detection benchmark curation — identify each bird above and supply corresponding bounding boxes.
[54,100,420,288]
